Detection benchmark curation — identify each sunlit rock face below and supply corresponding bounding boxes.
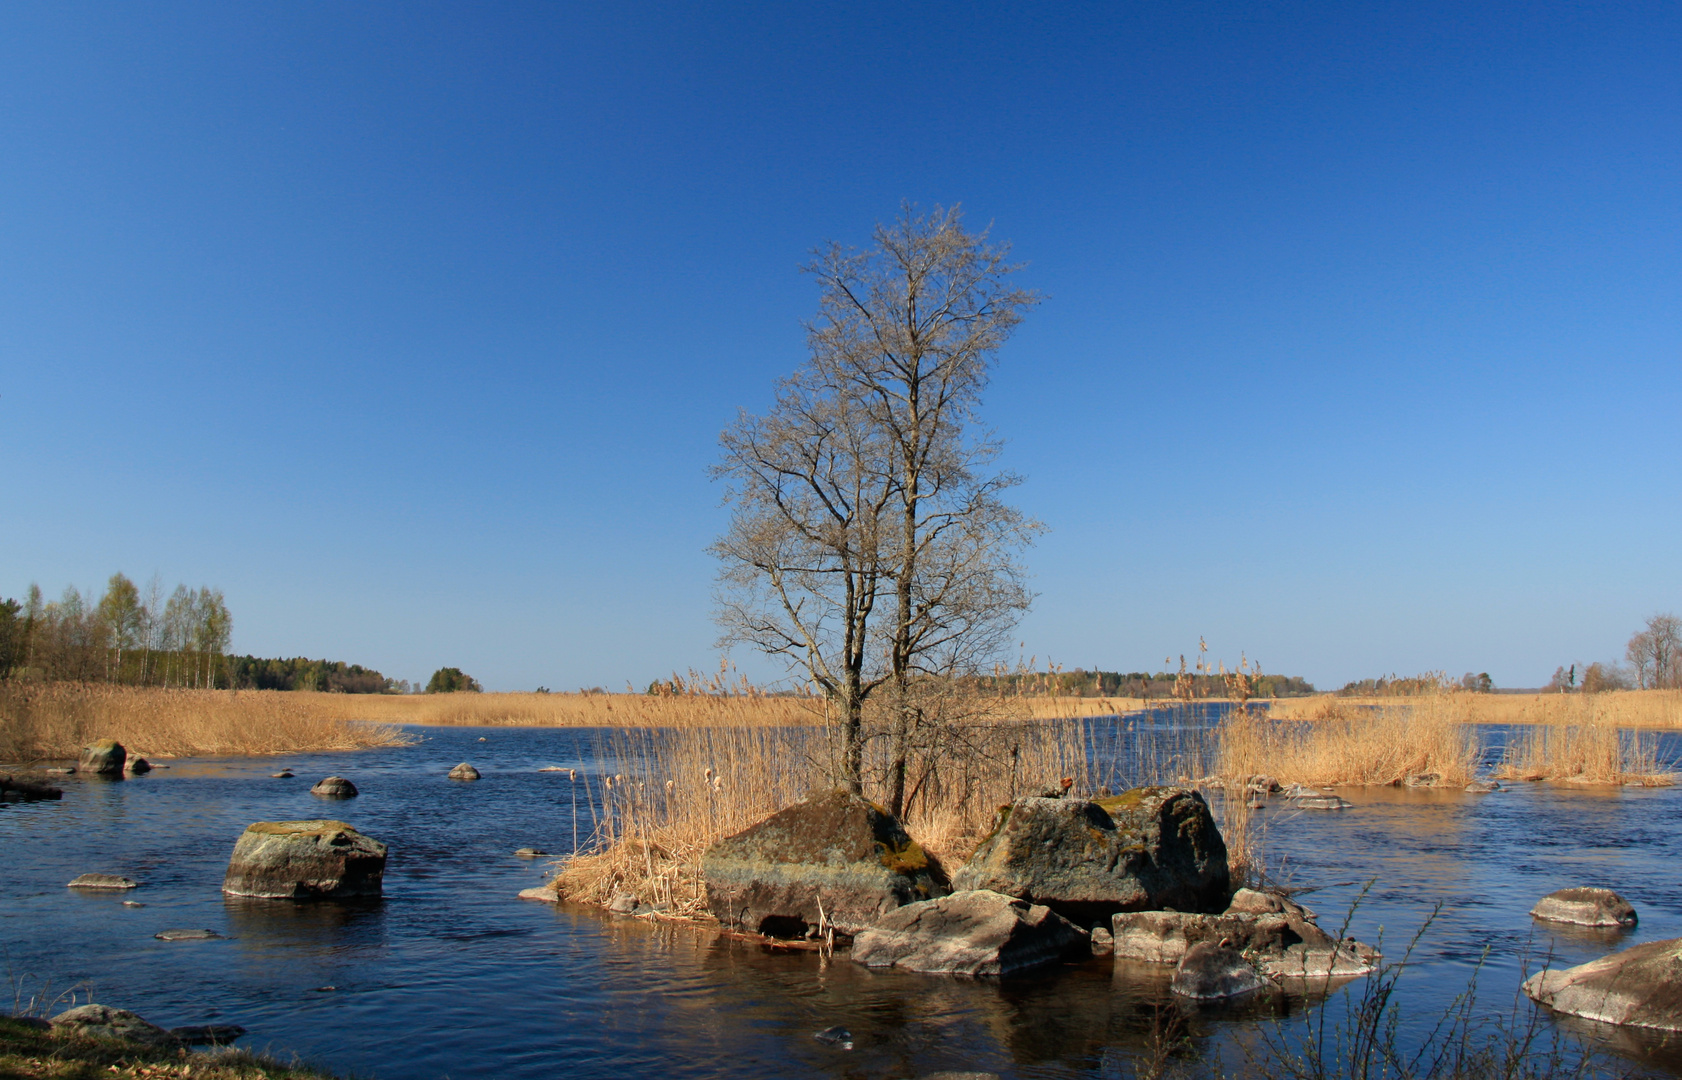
[951,788,1230,925]
[222,819,387,900]
[851,889,1088,975]
[701,788,947,938]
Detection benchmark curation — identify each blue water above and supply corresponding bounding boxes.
[6,721,1682,1078]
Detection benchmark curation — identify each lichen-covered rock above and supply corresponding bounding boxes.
[1171,942,1269,999]
[50,1004,173,1045]
[950,788,1229,923]
[1525,938,1682,1030]
[1531,887,1638,928]
[222,819,387,899]
[78,739,126,776]
[701,788,947,937]
[851,889,1088,975]
[448,763,481,781]
[67,874,140,889]
[310,776,358,798]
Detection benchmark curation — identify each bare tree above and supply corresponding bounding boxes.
[1627,613,1682,690]
[713,204,1042,804]
[805,204,1042,815]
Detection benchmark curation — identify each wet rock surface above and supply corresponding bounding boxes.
[0,774,64,802]
[1525,937,1682,1031]
[310,775,358,798]
[950,787,1229,924]
[1531,887,1638,928]
[702,788,947,937]
[1171,941,1269,999]
[67,873,140,889]
[449,762,482,780]
[851,889,1089,976]
[222,819,387,899]
[1112,887,1380,978]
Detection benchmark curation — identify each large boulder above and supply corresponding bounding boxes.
[1531,887,1638,928]
[1525,938,1682,1031]
[1112,888,1379,978]
[701,788,947,937]
[222,820,387,899]
[950,788,1229,924]
[851,889,1088,976]
[78,739,126,775]
[50,1004,172,1046]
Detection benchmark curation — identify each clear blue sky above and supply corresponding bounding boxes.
[3,2,1677,691]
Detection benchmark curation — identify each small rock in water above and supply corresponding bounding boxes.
[538,766,568,772]
[1464,779,1500,793]
[1090,926,1115,955]
[477,736,487,742]
[43,767,74,775]
[78,739,127,776]
[170,1024,247,1045]
[1404,773,1440,788]
[123,900,145,907]
[1531,887,1638,928]
[272,770,295,778]
[1170,941,1269,1000]
[518,884,561,903]
[155,928,225,941]
[124,757,152,774]
[514,847,548,858]
[67,873,141,890]
[310,776,358,798]
[607,892,638,914]
[448,762,481,781]
[314,985,336,993]
[813,1026,853,1050]
[1295,794,1352,810]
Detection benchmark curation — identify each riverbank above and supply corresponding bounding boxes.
[0,685,413,761]
[0,1016,339,1079]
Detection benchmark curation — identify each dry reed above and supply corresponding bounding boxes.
[1270,689,1682,728]
[0,684,413,762]
[552,711,1095,916]
[1216,698,1482,788]
[1493,693,1674,785]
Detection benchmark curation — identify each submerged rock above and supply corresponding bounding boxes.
[1464,779,1501,793]
[169,1024,246,1045]
[813,1026,853,1049]
[272,769,295,778]
[701,788,946,937]
[78,739,126,776]
[448,763,482,781]
[1531,887,1638,928]
[1294,795,1352,810]
[154,929,225,941]
[50,1004,173,1045]
[67,873,140,890]
[1404,773,1440,787]
[0,775,64,802]
[1171,941,1269,999]
[518,882,562,903]
[950,788,1229,924]
[310,776,358,798]
[851,889,1088,976]
[1525,938,1682,1030]
[514,847,548,858]
[222,819,387,899]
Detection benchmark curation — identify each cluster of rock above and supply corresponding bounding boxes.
[1,774,64,803]
[1518,886,1682,1032]
[684,784,1380,998]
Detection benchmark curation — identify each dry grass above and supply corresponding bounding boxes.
[552,709,1095,917]
[1270,689,1682,728]
[0,684,413,762]
[1216,698,1482,787]
[391,690,823,728]
[1493,693,1675,785]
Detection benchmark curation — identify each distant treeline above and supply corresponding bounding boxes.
[1337,672,1495,696]
[970,669,1316,699]
[0,571,408,693]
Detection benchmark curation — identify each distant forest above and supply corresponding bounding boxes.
[0,572,403,693]
[972,668,1316,699]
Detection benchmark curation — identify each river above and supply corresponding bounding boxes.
[6,719,1682,1078]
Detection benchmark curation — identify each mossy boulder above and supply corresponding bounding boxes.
[78,739,126,775]
[222,819,387,900]
[701,788,947,937]
[949,787,1230,925]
